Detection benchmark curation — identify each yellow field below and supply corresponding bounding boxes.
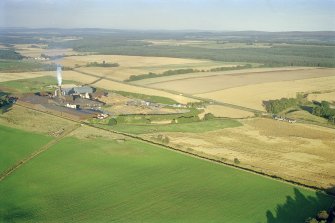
[197,76,335,111]
[59,54,239,81]
[199,105,254,119]
[308,91,335,103]
[0,71,50,82]
[132,67,314,85]
[147,68,334,94]
[141,118,335,190]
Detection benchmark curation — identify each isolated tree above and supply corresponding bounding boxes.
[305,218,318,223]
[317,210,329,221]
[203,113,215,121]
[108,118,117,126]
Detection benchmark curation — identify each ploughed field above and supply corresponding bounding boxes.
[0,124,333,223]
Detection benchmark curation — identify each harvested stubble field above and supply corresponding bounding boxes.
[141,118,335,192]
[133,66,315,85]
[0,71,50,82]
[91,79,198,104]
[60,54,240,81]
[308,91,335,103]
[199,105,254,119]
[0,124,333,222]
[198,75,335,111]
[146,68,335,94]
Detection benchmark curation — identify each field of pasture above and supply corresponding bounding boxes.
[0,124,52,173]
[0,124,333,222]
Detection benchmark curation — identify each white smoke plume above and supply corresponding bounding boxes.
[56,65,62,86]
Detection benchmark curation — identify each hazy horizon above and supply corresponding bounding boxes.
[1,0,335,32]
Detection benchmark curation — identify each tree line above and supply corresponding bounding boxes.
[312,101,335,124]
[0,49,24,60]
[125,64,252,82]
[86,61,119,68]
[263,98,299,114]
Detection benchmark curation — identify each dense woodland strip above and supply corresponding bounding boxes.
[125,64,252,82]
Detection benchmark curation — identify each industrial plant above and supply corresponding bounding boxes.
[18,65,107,120]
[15,65,184,121]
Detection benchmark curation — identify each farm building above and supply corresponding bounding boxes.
[58,86,94,99]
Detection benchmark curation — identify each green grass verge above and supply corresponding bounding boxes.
[101,118,242,134]
[0,135,333,222]
[113,90,178,105]
[0,124,52,173]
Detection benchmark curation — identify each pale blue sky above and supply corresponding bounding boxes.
[1,0,334,31]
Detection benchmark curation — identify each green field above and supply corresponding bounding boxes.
[0,60,56,73]
[0,131,333,222]
[99,118,242,134]
[0,124,52,173]
[0,76,76,93]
